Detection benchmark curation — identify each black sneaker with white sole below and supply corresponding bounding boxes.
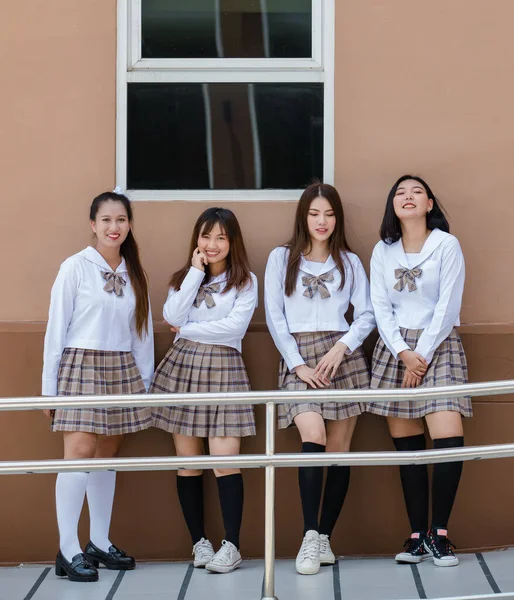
[395,532,432,564]
[424,529,459,567]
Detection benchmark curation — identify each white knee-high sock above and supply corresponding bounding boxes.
[87,470,116,552]
[56,472,89,562]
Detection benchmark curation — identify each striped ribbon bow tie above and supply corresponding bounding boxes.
[101,271,126,297]
[302,272,334,299]
[394,267,422,292]
[194,283,221,309]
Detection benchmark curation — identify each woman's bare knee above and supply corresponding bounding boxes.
[214,468,241,477]
[294,412,326,445]
[178,469,204,477]
[387,417,424,439]
[63,431,97,459]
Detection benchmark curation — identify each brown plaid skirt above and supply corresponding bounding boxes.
[367,328,472,418]
[53,348,151,435]
[150,338,256,437]
[278,331,369,429]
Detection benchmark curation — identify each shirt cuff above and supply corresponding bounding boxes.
[285,352,305,372]
[184,266,206,286]
[339,331,360,354]
[42,379,57,396]
[391,339,410,359]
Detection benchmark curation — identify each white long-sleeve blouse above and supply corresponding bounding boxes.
[42,246,154,395]
[264,246,376,371]
[163,267,258,353]
[370,228,465,363]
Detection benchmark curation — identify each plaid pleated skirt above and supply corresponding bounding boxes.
[278,331,370,429]
[53,348,152,435]
[150,338,256,438]
[367,328,472,418]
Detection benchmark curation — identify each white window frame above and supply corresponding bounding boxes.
[116,0,335,201]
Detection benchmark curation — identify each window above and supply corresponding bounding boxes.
[117,0,335,200]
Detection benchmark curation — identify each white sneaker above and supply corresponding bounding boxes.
[205,540,242,574]
[192,538,215,568]
[319,534,336,565]
[296,530,320,575]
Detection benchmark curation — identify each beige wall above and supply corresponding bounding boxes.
[1,0,514,562]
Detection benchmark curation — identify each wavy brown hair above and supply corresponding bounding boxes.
[284,182,352,296]
[170,207,252,293]
[90,192,150,339]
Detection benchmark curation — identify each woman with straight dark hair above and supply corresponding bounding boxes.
[265,182,375,575]
[150,207,257,574]
[42,188,154,582]
[367,175,471,567]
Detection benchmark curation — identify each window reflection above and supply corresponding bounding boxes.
[127,83,323,190]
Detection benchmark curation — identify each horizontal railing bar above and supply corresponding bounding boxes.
[1,443,514,475]
[2,380,514,411]
[406,594,514,600]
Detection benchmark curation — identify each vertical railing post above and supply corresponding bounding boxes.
[262,401,278,600]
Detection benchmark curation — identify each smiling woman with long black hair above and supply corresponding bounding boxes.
[42,189,154,582]
[367,175,471,568]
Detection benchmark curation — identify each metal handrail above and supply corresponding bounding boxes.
[1,380,514,600]
[2,379,514,411]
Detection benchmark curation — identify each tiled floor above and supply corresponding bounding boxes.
[3,549,514,600]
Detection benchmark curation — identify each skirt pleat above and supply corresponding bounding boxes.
[53,348,151,435]
[366,328,472,418]
[150,338,256,438]
[277,331,370,429]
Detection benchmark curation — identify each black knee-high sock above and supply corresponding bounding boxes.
[393,434,429,534]
[319,466,351,537]
[217,473,244,549]
[431,436,464,530]
[177,474,206,545]
[298,442,325,534]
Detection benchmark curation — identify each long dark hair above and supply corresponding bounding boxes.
[284,181,352,296]
[90,191,150,338]
[380,175,450,244]
[170,207,252,293]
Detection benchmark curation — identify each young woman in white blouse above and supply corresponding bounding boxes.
[42,190,154,582]
[265,182,375,575]
[150,208,257,574]
[367,175,471,567]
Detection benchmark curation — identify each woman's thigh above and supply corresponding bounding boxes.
[293,412,327,445]
[325,416,358,453]
[173,434,206,477]
[208,437,242,477]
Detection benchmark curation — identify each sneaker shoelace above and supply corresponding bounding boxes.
[402,538,422,553]
[300,537,319,562]
[319,536,331,555]
[212,540,235,565]
[193,539,213,560]
[432,535,456,557]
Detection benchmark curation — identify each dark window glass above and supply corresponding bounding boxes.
[142,0,312,59]
[127,83,323,190]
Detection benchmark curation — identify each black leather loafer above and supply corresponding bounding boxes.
[55,550,98,582]
[84,541,136,570]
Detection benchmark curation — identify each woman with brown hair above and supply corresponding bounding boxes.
[42,189,154,582]
[151,207,257,574]
[265,182,375,575]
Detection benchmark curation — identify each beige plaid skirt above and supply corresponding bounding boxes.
[150,338,256,437]
[367,328,472,418]
[53,348,151,435]
[278,331,369,429]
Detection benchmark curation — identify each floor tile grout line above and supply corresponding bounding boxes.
[105,570,126,600]
[476,552,502,594]
[23,567,50,600]
[410,563,427,599]
[177,563,195,600]
[332,559,342,600]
